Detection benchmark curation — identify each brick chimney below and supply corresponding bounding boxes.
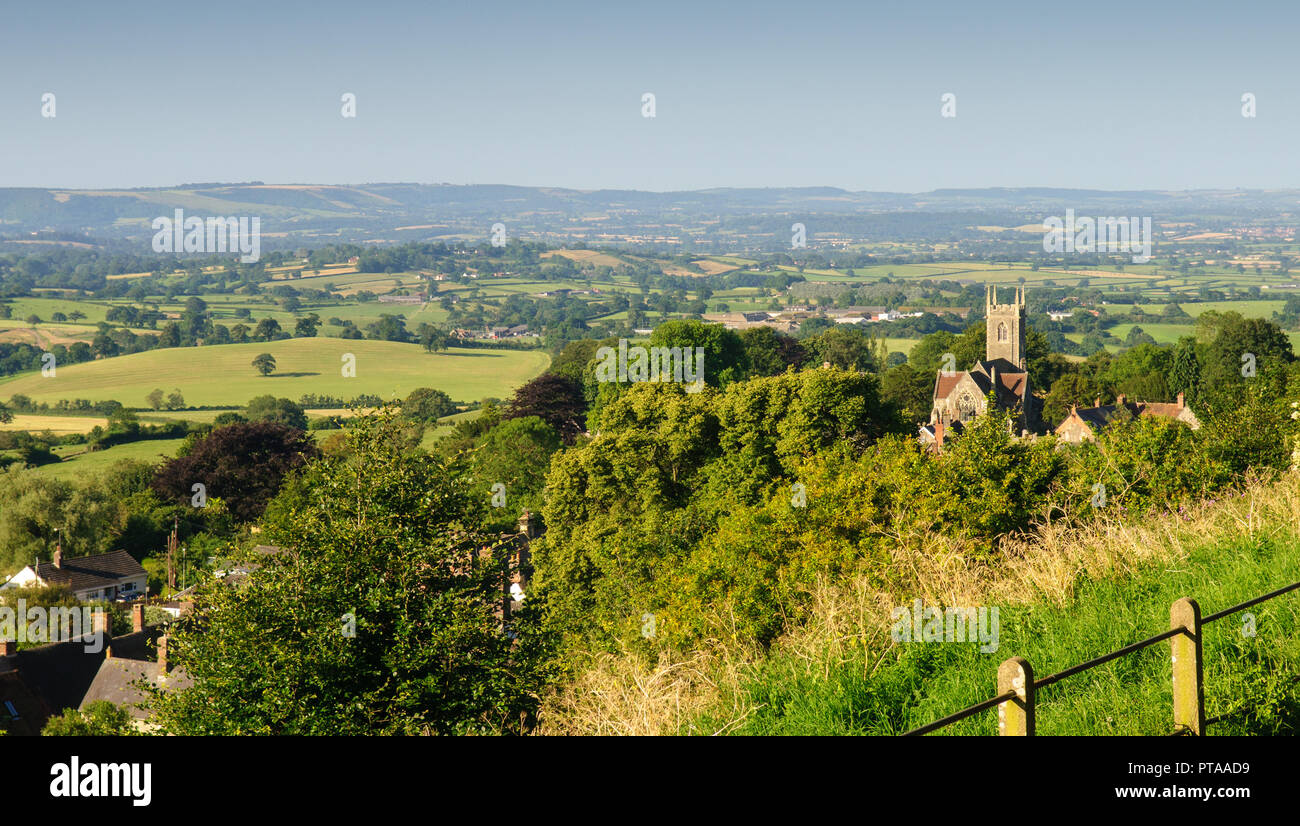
[52,546,62,569]
[93,609,113,658]
[1094,396,1101,408]
[933,420,946,451]
[1,639,15,657]
[1176,391,1185,408]
[1116,393,1126,406]
[132,603,146,633]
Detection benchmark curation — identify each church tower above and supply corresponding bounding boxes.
[985,285,1026,369]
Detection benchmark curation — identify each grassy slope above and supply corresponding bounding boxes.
[30,438,188,480]
[0,339,549,408]
[705,482,1300,736]
[540,473,1300,736]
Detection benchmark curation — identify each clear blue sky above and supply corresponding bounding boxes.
[1,0,1296,191]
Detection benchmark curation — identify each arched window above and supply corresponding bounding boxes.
[958,391,976,420]
[997,322,1008,342]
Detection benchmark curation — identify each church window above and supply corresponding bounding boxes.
[997,322,1008,342]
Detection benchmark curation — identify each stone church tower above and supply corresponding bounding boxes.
[985,284,1026,370]
[922,284,1039,447]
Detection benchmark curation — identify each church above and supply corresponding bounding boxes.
[920,285,1039,449]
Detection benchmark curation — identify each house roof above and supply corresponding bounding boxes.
[0,671,50,736]
[1061,399,1197,435]
[35,550,146,594]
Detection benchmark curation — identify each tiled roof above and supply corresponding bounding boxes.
[35,550,145,593]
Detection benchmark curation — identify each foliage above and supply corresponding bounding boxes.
[148,410,552,734]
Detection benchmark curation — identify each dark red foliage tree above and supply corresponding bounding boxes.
[150,422,319,522]
[504,373,586,443]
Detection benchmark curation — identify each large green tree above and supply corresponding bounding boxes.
[148,411,549,734]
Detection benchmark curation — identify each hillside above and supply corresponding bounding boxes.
[0,339,549,408]
[540,471,1300,736]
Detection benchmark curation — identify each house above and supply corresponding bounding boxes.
[0,605,184,734]
[928,285,1040,441]
[1055,392,1201,443]
[1,549,147,602]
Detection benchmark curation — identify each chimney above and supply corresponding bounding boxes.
[1094,396,1101,408]
[132,603,146,633]
[52,546,62,569]
[1116,393,1126,406]
[157,635,168,675]
[93,609,113,658]
[934,420,946,451]
[1,639,15,657]
[1176,391,1185,408]
[821,361,831,369]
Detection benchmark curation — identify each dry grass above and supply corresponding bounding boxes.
[537,471,1300,735]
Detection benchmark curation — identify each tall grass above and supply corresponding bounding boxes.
[537,471,1300,735]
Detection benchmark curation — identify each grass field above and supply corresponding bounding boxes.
[31,438,188,480]
[0,339,549,408]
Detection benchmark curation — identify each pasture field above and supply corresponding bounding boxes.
[31,438,188,480]
[0,339,549,408]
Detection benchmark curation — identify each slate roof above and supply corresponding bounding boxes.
[81,654,190,720]
[0,671,50,736]
[34,551,146,593]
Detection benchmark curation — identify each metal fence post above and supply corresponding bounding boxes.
[1170,597,1205,735]
[997,656,1035,736]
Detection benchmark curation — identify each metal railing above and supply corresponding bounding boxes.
[903,580,1300,736]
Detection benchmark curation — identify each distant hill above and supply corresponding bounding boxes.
[2,184,1297,250]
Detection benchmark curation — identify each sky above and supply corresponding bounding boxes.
[1,0,1297,192]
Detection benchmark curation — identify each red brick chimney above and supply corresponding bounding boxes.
[132,603,146,633]
[93,609,113,658]
[1,639,15,657]
[1176,391,1185,408]
[1094,396,1101,407]
[934,420,946,451]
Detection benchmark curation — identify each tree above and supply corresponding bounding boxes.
[294,313,320,338]
[252,353,276,376]
[244,395,309,430]
[416,323,450,352]
[149,422,317,522]
[147,410,547,734]
[146,388,165,410]
[166,388,185,410]
[26,315,41,327]
[254,318,281,341]
[365,314,412,342]
[402,387,456,422]
[42,700,139,736]
[505,373,586,443]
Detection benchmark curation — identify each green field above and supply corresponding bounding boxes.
[31,438,188,480]
[0,339,549,408]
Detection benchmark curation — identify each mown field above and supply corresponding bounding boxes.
[30,438,189,480]
[0,339,549,408]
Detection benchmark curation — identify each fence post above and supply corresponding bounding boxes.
[1170,597,1205,735]
[997,656,1035,736]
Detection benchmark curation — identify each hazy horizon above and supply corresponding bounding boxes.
[2,0,1297,192]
